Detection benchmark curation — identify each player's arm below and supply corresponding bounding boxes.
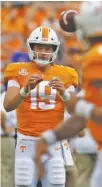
[1,111,7,133]
[41,115,85,143]
[65,67,79,113]
[58,84,77,114]
[4,85,24,112]
[41,99,102,143]
[55,115,85,141]
[65,91,77,114]
[49,77,77,113]
[35,115,85,179]
[74,99,102,124]
[4,75,43,112]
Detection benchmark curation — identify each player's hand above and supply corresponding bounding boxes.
[35,139,49,179]
[49,77,65,95]
[24,74,43,93]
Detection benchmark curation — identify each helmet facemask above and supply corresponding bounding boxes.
[27,42,59,66]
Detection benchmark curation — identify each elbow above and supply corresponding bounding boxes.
[3,102,12,112]
[4,106,11,112]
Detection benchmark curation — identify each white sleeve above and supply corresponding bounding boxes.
[77,89,85,98]
[8,80,20,88]
[0,92,6,113]
[66,85,76,93]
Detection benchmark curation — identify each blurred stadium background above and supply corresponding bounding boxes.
[1,1,98,187]
[1,1,83,92]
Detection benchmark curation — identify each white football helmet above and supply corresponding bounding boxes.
[74,1,102,46]
[27,26,60,66]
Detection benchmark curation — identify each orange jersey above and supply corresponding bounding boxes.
[4,62,78,137]
[82,43,102,149]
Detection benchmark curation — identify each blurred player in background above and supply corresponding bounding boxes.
[4,26,78,187]
[35,2,102,187]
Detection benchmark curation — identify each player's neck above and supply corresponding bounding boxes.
[36,64,52,72]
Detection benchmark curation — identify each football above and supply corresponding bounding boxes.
[59,10,78,33]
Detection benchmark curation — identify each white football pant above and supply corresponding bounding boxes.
[15,133,67,187]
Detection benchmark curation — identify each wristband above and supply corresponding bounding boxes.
[75,100,95,119]
[20,87,30,98]
[41,130,57,145]
[60,90,71,102]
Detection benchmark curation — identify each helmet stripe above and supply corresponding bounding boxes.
[42,27,49,41]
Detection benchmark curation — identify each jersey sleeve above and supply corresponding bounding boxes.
[83,44,102,80]
[66,67,78,88]
[4,63,20,83]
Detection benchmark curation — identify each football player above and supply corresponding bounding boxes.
[4,26,78,187]
[35,2,102,187]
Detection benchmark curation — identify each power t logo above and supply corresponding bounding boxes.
[20,145,27,152]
